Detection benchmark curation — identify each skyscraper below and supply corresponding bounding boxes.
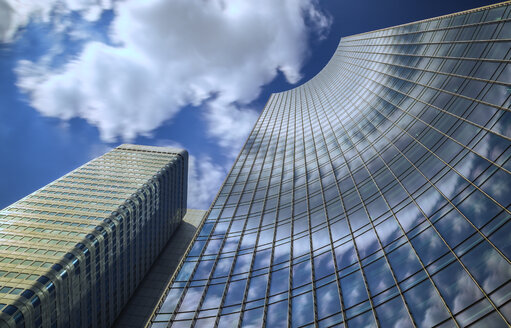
[0,144,188,327]
[114,209,207,328]
[150,2,511,327]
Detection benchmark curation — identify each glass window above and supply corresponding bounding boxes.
[355,229,380,259]
[312,227,331,250]
[335,240,358,270]
[387,243,422,281]
[480,169,511,206]
[209,254,233,274]
[246,274,268,301]
[410,226,449,266]
[330,218,350,241]
[432,260,484,313]
[395,203,425,233]
[340,270,369,308]
[273,243,291,265]
[218,313,241,327]
[241,307,263,327]
[415,186,447,218]
[461,241,511,294]
[433,208,474,248]
[375,217,402,246]
[253,250,271,270]
[159,288,183,313]
[367,196,389,220]
[267,300,288,326]
[465,310,509,328]
[455,298,494,326]
[456,188,499,229]
[224,279,247,306]
[348,208,370,231]
[270,268,289,296]
[365,257,395,295]
[347,310,377,328]
[316,281,342,320]
[233,253,253,274]
[291,291,314,327]
[375,296,414,328]
[314,251,335,280]
[192,260,215,280]
[293,235,311,258]
[404,279,450,327]
[178,286,206,312]
[489,219,511,260]
[202,284,226,309]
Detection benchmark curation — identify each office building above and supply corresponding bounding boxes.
[0,144,188,327]
[150,2,511,327]
[114,209,206,328]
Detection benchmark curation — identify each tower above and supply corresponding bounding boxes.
[0,144,187,327]
[149,2,511,327]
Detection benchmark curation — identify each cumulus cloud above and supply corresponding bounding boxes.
[0,0,112,42]
[0,0,51,42]
[15,0,331,153]
[205,101,259,157]
[187,153,226,209]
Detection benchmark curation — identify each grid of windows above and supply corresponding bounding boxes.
[0,144,188,328]
[150,2,511,327]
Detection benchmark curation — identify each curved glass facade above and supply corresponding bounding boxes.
[151,2,511,327]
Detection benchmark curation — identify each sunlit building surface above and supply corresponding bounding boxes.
[0,144,187,327]
[150,2,511,327]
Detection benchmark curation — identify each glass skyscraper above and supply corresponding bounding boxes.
[0,144,187,327]
[150,2,511,327]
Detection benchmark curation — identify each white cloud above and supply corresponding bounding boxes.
[0,0,52,42]
[205,100,259,158]
[0,0,112,42]
[15,0,330,153]
[187,153,226,210]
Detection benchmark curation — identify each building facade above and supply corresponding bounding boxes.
[150,2,511,327]
[0,144,188,327]
[114,209,206,328]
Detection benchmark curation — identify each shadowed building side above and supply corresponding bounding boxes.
[113,209,206,328]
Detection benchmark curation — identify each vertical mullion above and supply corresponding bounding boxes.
[299,86,320,326]
[171,93,277,326]
[301,85,382,326]
[301,81,348,327]
[315,74,462,326]
[306,82,418,327]
[210,93,285,327]
[259,89,292,326]
[322,55,511,324]
[327,62,511,261]
[287,88,299,328]
[237,90,287,327]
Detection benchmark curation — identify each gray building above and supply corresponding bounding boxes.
[0,144,187,327]
[113,209,206,328]
[149,2,511,327]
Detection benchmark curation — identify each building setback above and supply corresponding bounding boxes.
[0,144,187,327]
[150,2,511,327]
[113,209,206,328]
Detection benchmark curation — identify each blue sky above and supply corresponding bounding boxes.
[0,0,502,209]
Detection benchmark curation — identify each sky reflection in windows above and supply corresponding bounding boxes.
[151,2,511,327]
